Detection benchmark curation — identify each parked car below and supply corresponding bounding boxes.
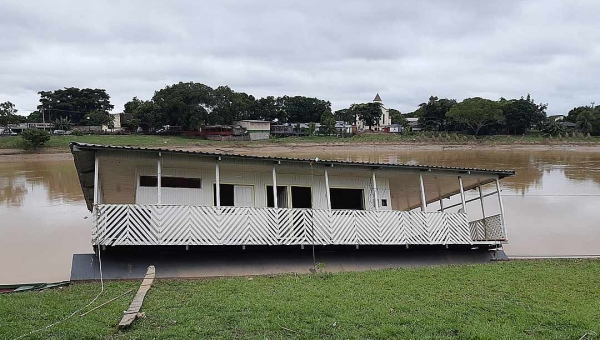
[53,130,72,135]
[0,128,17,136]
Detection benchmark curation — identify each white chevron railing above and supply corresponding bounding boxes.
[93,204,493,246]
[469,214,505,241]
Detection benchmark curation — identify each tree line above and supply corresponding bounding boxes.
[408,95,549,136]
[2,83,600,137]
[408,95,600,136]
[123,82,332,131]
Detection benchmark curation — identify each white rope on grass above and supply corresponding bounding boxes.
[12,246,105,340]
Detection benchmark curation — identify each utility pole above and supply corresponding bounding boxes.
[42,107,46,130]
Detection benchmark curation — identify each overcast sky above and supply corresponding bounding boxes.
[2,0,599,116]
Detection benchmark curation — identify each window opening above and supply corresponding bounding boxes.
[330,188,364,210]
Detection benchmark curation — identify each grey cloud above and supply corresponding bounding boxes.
[1,0,599,116]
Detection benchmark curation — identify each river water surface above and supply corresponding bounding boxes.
[1,147,599,284]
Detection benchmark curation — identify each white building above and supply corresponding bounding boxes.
[235,120,270,140]
[356,93,392,131]
[71,142,513,249]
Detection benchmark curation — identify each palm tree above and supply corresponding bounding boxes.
[576,110,595,133]
[53,116,72,131]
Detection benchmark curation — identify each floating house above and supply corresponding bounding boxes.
[71,143,514,249]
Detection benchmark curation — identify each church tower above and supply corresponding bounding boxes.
[373,93,390,130]
[356,93,392,131]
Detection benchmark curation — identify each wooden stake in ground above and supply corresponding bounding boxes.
[118,265,155,329]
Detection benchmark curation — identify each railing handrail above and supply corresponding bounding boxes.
[96,203,467,215]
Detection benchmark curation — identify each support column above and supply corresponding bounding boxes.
[157,152,162,204]
[478,181,487,239]
[439,197,444,212]
[215,161,221,208]
[478,182,486,219]
[93,152,99,208]
[324,168,331,210]
[372,171,379,210]
[495,178,507,239]
[272,165,278,208]
[458,176,467,213]
[419,172,427,212]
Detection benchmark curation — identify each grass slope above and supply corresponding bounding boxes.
[1,260,599,339]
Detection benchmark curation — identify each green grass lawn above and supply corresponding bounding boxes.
[1,260,599,339]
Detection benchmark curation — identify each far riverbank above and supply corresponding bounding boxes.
[2,141,600,162]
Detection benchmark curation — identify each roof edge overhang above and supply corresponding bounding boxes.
[70,142,515,177]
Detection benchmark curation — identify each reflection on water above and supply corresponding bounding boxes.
[1,148,599,284]
[0,160,91,285]
[0,161,83,206]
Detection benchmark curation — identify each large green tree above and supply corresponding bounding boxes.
[351,102,382,130]
[0,101,20,127]
[447,97,504,136]
[123,96,155,130]
[210,86,256,125]
[85,110,113,126]
[279,96,331,123]
[151,82,214,130]
[255,96,283,122]
[334,108,354,124]
[565,105,592,123]
[417,96,457,131]
[37,88,113,124]
[500,95,547,135]
[27,111,43,123]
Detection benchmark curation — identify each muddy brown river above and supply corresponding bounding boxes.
[1,147,599,284]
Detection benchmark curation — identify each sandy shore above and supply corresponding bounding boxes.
[2,142,600,162]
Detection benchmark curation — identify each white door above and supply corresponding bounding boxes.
[234,185,254,207]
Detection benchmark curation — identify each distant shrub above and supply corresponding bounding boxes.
[21,129,51,149]
[71,129,84,136]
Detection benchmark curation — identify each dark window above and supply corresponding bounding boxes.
[267,186,288,208]
[291,186,312,208]
[213,184,234,206]
[140,176,158,187]
[381,199,388,207]
[139,176,201,189]
[330,188,364,210]
[162,177,201,189]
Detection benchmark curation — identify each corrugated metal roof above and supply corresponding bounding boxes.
[69,142,515,177]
